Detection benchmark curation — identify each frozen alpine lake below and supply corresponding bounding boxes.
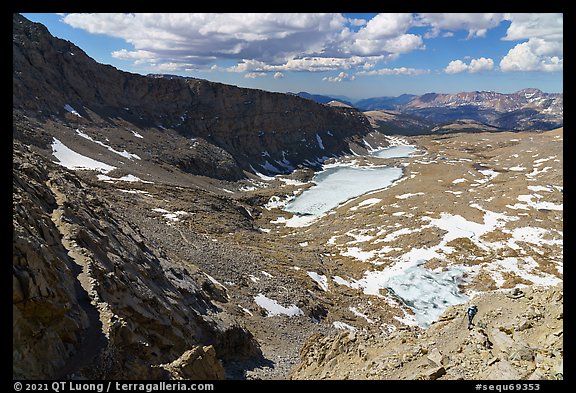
[283,145,414,216]
[282,143,473,328]
[284,165,403,216]
[371,144,417,158]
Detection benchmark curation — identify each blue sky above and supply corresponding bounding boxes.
[22,13,563,100]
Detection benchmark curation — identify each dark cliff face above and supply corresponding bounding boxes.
[13,14,374,178]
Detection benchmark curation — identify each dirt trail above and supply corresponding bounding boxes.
[46,178,109,379]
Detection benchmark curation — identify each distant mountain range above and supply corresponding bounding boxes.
[290,92,355,107]
[400,89,563,131]
[355,94,417,111]
[297,89,563,132]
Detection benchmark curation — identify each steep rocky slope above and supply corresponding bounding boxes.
[13,13,374,178]
[291,284,563,380]
[13,141,260,379]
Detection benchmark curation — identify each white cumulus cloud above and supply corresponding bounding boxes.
[222,56,386,73]
[500,40,562,72]
[499,13,563,72]
[244,72,268,79]
[444,60,469,74]
[59,13,562,77]
[61,13,428,75]
[417,13,505,38]
[323,71,355,82]
[347,13,424,57]
[444,57,494,74]
[468,57,495,73]
[356,67,429,76]
[111,49,156,60]
[503,13,563,42]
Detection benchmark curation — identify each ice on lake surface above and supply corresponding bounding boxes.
[283,143,471,326]
[385,262,468,327]
[284,165,403,216]
[371,145,417,158]
[283,145,414,217]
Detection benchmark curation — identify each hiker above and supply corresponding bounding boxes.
[466,304,478,329]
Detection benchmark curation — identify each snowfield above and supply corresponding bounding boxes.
[51,138,116,173]
[76,129,141,160]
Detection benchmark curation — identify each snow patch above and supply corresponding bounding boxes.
[341,247,377,262]
[509,194,563,211]
[75,129,140,160]
[118,189,150,195]
[316,133,325,150]
[51,138,116,173]
[254,294,303,317]
[483,257,561,287]
[350,198,382,211]
[249,165,275,181]
[307,271,329,291]
[238,305,253,316]
[527,185,553,193]
[131,130,144,139]
[64,104,81,117]
[396,192,424,199]
[508,166,526,171]
[97,174,150,183]
[349,306,374,323]
[152,208,188,222]
[332,321,357,332]
[278,177,306,186]
[271,214,317,228]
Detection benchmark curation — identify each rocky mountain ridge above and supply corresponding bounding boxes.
[291,91,355,107]
[361,89,562,132]
[298,88,562,133]
[13,13,374,180]
[355,94,417,111]
[403,89,562,131]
